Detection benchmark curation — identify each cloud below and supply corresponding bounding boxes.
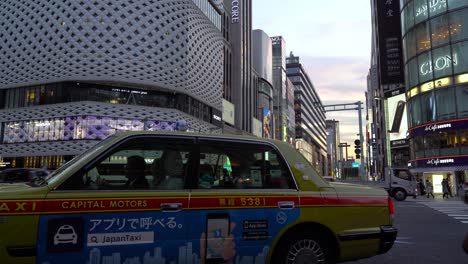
[297,55,369,154]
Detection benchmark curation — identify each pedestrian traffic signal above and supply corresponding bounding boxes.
[354,139,361,159]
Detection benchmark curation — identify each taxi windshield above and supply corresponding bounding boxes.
[44,135,118,182]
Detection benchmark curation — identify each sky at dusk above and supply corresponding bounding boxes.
[252,0,372,151]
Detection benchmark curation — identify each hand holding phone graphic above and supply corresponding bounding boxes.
[389,100,405,133]
[200,214,236,264]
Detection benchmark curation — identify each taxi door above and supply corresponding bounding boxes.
[188,138,300,263]
[37,135,195,264]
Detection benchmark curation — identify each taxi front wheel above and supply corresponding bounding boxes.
[272,231,335,264]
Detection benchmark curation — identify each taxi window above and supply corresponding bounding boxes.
[197,140,295,189]
[57,136,194,191]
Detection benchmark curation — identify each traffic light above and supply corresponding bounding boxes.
[354,139,361,159]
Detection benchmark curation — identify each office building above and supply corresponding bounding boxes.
[252,29,274,138]
[286,53,327,175]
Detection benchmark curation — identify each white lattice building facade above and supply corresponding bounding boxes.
[0,0,225,168]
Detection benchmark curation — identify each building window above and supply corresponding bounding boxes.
[455,84,468,118]
[432,45,455,78]
[414,0,429,25]
[402,1,415,34]
[436,87,456,120]
[450,8,468,42]
[430,14,450,48]
[421,91,437,123]
[406,58,420,88]
[424,132,440,156]
[448,0,468,10]
[452,41,468,75]
[416,21,431,53]
[418,51,434,83]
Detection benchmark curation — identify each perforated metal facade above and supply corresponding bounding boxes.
[0,0,224,160]
[0,0,223,108]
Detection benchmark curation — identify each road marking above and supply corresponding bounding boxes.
[395,240,413,244]
[418,201,468,224]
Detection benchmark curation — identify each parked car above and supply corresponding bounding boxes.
[0,168,50,183]
[0,131,396,264]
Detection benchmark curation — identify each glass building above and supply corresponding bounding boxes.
[401,0,468,193]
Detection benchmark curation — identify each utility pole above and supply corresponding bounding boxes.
[338,143,350,180]
[322,101,366,181]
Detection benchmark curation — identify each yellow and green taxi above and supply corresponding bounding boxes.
[0,131,397,264]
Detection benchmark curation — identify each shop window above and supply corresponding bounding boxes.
[460,129,468,154]
[424,133,440,156]
[456,85,468,118]
[439,130,458,148]
[435,87,456,120]
[439,130,460,155]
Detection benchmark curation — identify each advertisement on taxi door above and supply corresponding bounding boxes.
[36,197,299,264]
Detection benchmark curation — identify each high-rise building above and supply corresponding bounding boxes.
[286,53,327,175]
[326,120,341,178]
[225,0,256,134]
[271,36,288,141]
[401,0,468,193]
[0,0,225,168]
[252,29,274,138]
[369,0,408,180]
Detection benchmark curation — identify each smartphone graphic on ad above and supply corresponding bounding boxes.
[389,100,405,133]
[205,213,230,263]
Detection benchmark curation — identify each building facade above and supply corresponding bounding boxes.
[326,120,341,178]
[286,53,327,175]
[0,0,225,169]
[401,0,468,194]
[226,0,257,134]
[369,0,408,181]
[252,29,274,138]
[271,36,288,141]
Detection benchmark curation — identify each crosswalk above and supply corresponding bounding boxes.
[417,200,468,224]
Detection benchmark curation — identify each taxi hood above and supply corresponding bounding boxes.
[0,182,47,198]
[330,181,388,197]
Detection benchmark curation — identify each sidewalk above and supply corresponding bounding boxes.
[404,194,466,203]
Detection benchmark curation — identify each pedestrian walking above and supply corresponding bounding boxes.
[426,179,434,198]
[418,179,426,196]
[447,178,453,197]
[442,178,449,199]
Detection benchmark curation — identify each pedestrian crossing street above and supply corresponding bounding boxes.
[417,200,468,224]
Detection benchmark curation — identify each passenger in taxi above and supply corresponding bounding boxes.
[125,155,149,189]
[153,150,184,190]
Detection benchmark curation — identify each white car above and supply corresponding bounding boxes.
[54,225,78,245]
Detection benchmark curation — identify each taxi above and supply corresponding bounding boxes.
[0,131,397,264]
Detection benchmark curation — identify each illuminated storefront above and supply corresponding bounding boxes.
[401,0,468,193]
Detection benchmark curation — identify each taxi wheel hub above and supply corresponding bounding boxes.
[287,239,325,264]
